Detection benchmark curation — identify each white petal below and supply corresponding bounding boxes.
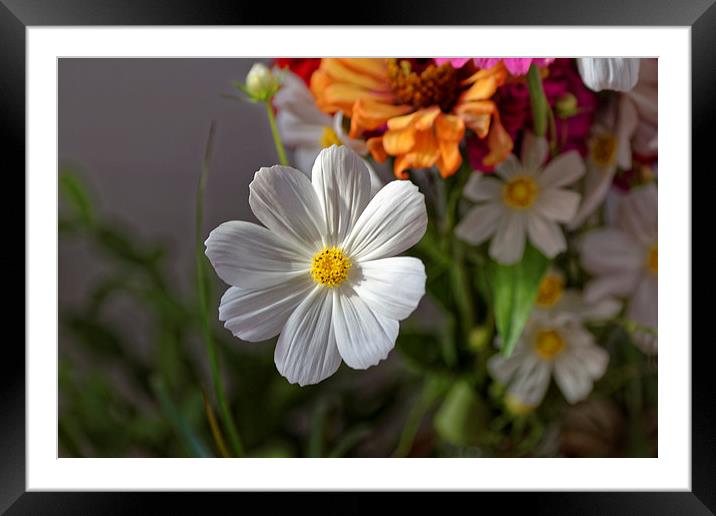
[312,145,372,246]
[494,155,522,181]
[490,351,552,407]
[538,150,585,189]
[584,272,641,302]
[554,344,608,404]
[276,110,326,148]
[295,146,321,176]
[577,58,641,92]
[332,286,399,369]
[628,274,657,330]
[249,165,327,255]
[617,184,658,245]
[352,257,426,321]
[534,188,581,223]
[527,216,567,258]
[218,277,313,342]
[462,173,503,203]
[568,162,617,230]
[274,287,342,386]
[455,202,503,245]
[334,112,368,155]
[489,212,527,264]
[343,180,427,261]
[557,290,622,323]
[521,132,549,171]
[580,228,644,274]
[205,220,309,289]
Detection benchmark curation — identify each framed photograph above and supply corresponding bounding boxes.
[4,0,711,512]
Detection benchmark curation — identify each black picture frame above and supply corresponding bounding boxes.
[3,0,711,512]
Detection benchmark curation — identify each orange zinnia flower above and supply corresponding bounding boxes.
[310,58,513,178]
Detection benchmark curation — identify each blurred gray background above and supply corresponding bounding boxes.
[59,58,273,307]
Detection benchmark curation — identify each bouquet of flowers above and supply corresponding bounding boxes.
[202,57,657,456]
[58,57,657,458]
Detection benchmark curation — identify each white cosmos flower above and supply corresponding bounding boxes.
[488,310,609,411]
[580,184,657,353]
[577,58,640,92]
[455,133,585,264]
[273,69,382,195]
[205,145,428,386]
[569,59,658,229]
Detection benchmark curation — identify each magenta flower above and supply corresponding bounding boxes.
[434,58,555,76]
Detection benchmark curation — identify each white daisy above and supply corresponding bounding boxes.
[273,69,382,195]
[455,133,585,264]
[488,309,609,411]
[569,59,658,229]
[576,58,641,92]
[580,184,657,353]
[205,145,428,386]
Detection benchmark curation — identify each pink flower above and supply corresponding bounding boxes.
[434,58,554,76]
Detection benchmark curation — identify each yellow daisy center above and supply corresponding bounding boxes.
[590,133,618,167]
[534,329,566,360]
[647,243,658,275]
[536,273,565,308]
[320,126,342,149]
[503,176,539,209]
[311,247,351,287]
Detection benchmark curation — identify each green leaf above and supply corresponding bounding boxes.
[488,244,550,357]
[59,170,95,226]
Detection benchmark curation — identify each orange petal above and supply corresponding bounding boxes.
[367,136,388,163]
[483,119,514,167]
[337,58,390,83]
[322,58,392,93]
[317,83,394,116]
[435,114,465,142]
[436,140,463,177]
[460,75,499,102]
[412,106,441,131]
[383,126,417,155]
[392,129,440,179]
[350,98,412,138]
[462,61,508,86]
[455,101,497,138]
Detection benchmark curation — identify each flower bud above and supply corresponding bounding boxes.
[245,63,281,101]
[555,93,578,118]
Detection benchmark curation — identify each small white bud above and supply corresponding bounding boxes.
[245,63,281,101]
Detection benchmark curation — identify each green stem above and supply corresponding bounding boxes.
[393,378,444,457]
[265,101,288,166]
[526,64,549,138]
[195,122,245,457]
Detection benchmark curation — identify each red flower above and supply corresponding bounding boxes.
[273,58,321,86]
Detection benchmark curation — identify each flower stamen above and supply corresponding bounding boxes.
[534,329,566,360]
[503,176,539,209]
[311,247,351,287]
[536,273,565,308]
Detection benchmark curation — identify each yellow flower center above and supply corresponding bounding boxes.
[647,243,658,275]
[534,329,566,360]
[311,247,351,287]
[387,59,460,111]
[503,176,539,209]
[590,133,618,167]
[320,126,342,149]
[536,273,565,308]
[505,393,535,416]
